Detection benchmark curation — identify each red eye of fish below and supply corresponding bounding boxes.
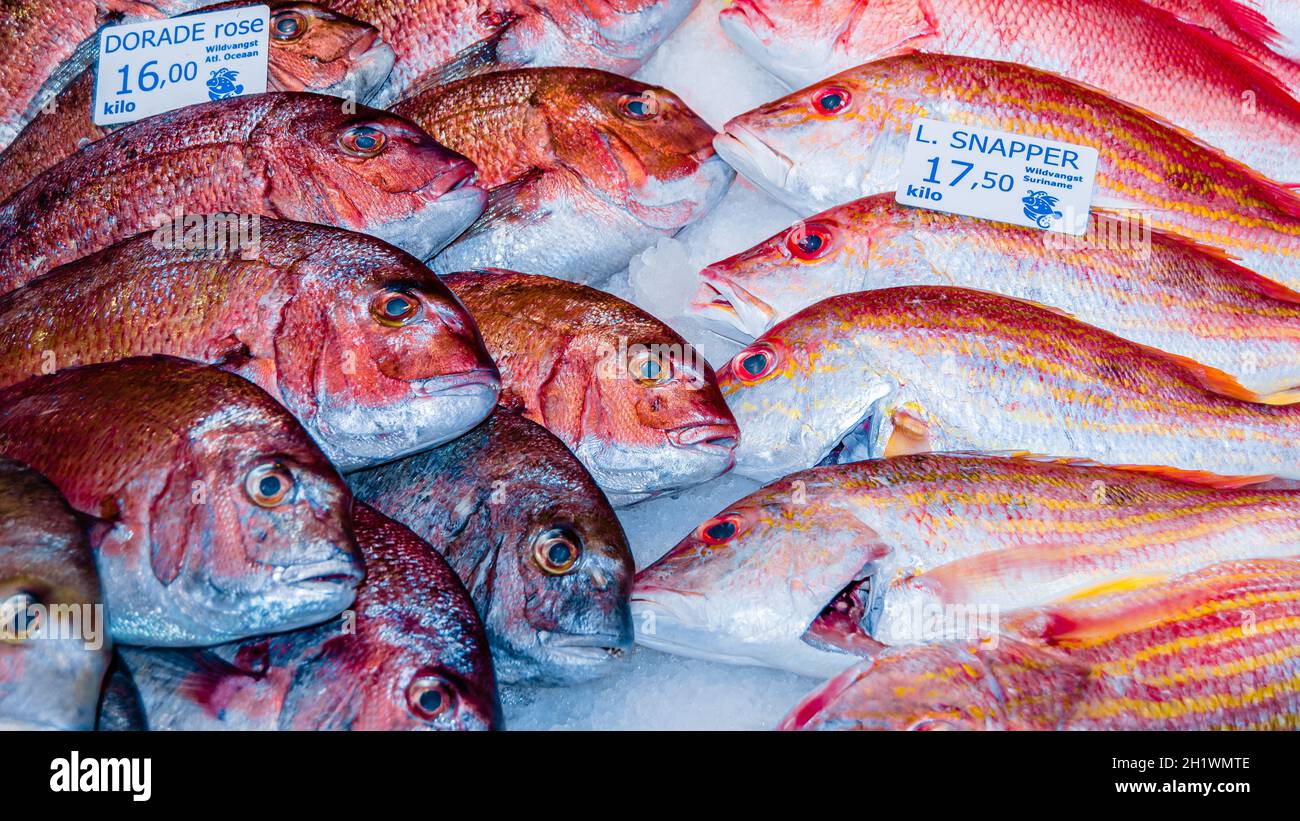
[245,463,295,508]
[534,526,582,575]
[619,93,659,120]
[371,289,422,326]
[786,223,833,261]
[700,515,741,545]
[812,87,851,116]
[406,675,457,721]
[339,124,387,158]
[271,11,306,41]
[730,342,779,383]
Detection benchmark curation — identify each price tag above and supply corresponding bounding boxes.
[92,6,270,127]
[894,118,1099,235]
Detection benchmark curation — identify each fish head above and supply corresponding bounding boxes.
[275,247,500,470]
[263,97,488,259]
[502,0,698,70]
[0,460,108,730]
[633,479,892,677]
[714,66,909,212]
[265,2,395,102]
[544,72,734,232]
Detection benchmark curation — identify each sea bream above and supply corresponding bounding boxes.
[0,92,486,294]
[781,559,1300,730]
[350,409,635,685]
[632,454,1300,677]
[329,0,699,107]
[391,68,732,281]
[0,459,110,731]
[0,357,363,646]
[717,0,1300,182]
[120,504,499,730]
[714,54,1300,290]
[691,194,1300,396]
[443,270,739,504]
[0,219,500,471]
[720,286,1300,484]
[0,1,397,202]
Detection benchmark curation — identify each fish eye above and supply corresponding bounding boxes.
[628,349,671,386]
[370,289,422,327]
[0,589,41,642]
[534,526,583,575]
[729,342,780,383]
[908,718,962,731]
[812,86,851,116]
[406,674,457,721]
[786,223,833,261]
[338,124,387,158]
[619,93,660,120]
[245,463,295,508]
[271,10,307,41]
[699,514,741,545]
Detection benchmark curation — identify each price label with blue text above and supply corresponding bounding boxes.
[894,118,1099,235]
[92,6,270,127]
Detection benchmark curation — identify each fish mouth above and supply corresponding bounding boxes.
[666,422,740,455]
[372,172,487,260]
[688,269,774,338]
[540,631,633,664]
[278,557,365,587]
[714,124,793,196]
[410,367,501,398]
[334,38,397,103]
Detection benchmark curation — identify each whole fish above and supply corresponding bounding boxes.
[0,92,486,294]
[0,356,363,646]
[692,194,1300,396]
[444,270,739,503]
[633,454,1300,677]
[781,559,1300,730]
[0,219,500,471]
[718,0,1300,182]
[720,286,1300,483]
[0,0,208,148]
[715,54,1300,295]
[350,409,635,685]
[330,0,698,107]
[391,68,732,280]
[0,459,109,730]
[0,1,397,202]
[120,503,498,730]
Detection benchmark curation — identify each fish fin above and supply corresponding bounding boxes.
[883,407,931,457]
[839,0,934,55]
[1211,0,1284,48]
[1120,223,1300,304]
[457,171,551,241]
[1057,575,1172,602]
[1006,577,1194,644]
[125,647,257,718]
[396,20,515,99]
[1124,338,1300,404]
[995,452,1277,489]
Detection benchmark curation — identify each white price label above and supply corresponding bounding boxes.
[92,6,270,127]
[894,118,1099,235]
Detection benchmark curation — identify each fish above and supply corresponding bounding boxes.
[1143,0,1300,96]
[0,92,486,294]
[0,0,209,149]
[349,408,635,685]
[632,453,1300,677]
[0,458,110,730]
[714,54,1300,303]
[780,559,1300,730]
[329,0,699,107]
[119,503,498,730]
[719,285,1300,484]
[0,219,500,471]
[443,269,739,504]
[692,194,1300,396]
[1253,0,1300,60]
[0,1,397,203]
[0,356,363,646]
[390,67,732,280]
[717,0,1300,182]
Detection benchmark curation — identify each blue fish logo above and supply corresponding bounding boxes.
[206,69,244,101]
[1022,190,1064,229]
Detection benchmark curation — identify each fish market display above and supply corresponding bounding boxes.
[781,559,1300,730]
[0,459,110,730]
[717,0,1300,182]
[633,454,1300,677]
[0,357,362,646]
[119,503,498,730]
[715,54,1300,289]
[0,92,486,293]
[444,270,739,503]
[391,67,732,279]
[721,285,1300,483]
[0,220,500,470]
[330,0,698,106]
[692,194,1300,396]
[350,409,634,685]
[0,1,397,202]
